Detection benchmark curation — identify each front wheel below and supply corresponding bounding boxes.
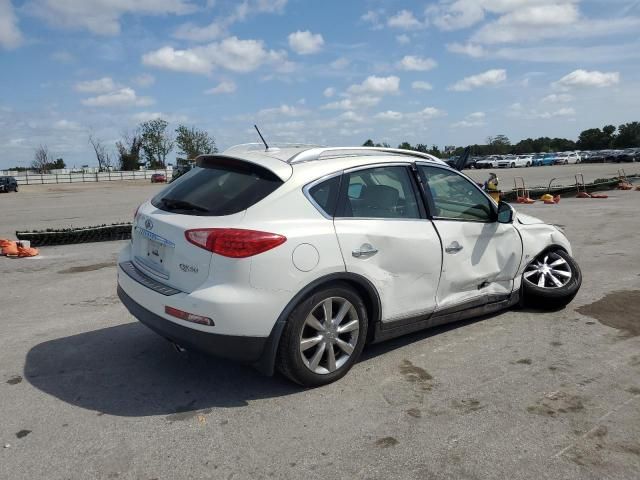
[277,284,368,387]
[522,250,581,309]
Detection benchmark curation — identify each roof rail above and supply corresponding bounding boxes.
[223,143,323,155]
[287,146,443,164]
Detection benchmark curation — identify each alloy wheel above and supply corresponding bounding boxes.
[299,297,360,374]
[523,252,573,289]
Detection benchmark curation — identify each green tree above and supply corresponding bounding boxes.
[140,119,173,168]
[577,127,614,150]
[362,139,375,147]
[397,141,413,150]
[116,131,143,171]
[175,125,217,162]
[614,122,640,148]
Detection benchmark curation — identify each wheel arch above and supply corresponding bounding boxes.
[253,272,382,376]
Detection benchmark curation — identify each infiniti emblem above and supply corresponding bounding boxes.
[145,218,153,230]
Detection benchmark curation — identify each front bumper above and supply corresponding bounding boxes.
[118,286,268,364]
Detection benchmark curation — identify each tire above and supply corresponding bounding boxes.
[522,250,582,309]
[276,283,368,387]
[511,163,516,168]
[526,162,531,167]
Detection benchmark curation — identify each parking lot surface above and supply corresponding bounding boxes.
[1,174,639,479]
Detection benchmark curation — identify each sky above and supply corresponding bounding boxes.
[1,0,639,169]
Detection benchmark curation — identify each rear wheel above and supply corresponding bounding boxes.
[277,284,368,387]
[522,250,581,309]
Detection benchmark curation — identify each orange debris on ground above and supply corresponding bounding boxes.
[0,239,39,258]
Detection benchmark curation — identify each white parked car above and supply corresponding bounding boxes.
[554,152,581,165]
[475,156,500,169]
[118,145,582,386]
[497,155,533,168]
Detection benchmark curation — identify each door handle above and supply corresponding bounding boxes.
[445,241,463,254]
[352,243,378,258]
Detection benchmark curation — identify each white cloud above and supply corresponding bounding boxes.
[339,111,364,123]
[26,0,196,36]
[173,0,288,41]
[541,93,573,103]
[413,107,444,120]
[205,81,237,94]
[288,30,324,55]
[471,7,640,45]
[74,77,119,94]
[447,42,486,58]
[322,96,381,110]
[257,104,308,117]
[396,34,411,45]
[53,119,82,130]
[82,88,154,107]
[427,0,485,31]
[411,81,433,91]
[51,50,75,63]
[133,73,155,87]
[553,69,620,89]
[142,46,212,74]
[0,0,23,49]
[528,107,576,119]
[452,111,486,128]
[347,75,400,95]
[398,55,437,71]
[131,111,189,123]
[330,57,350,69]
[323,87,336,98]
[387,10,424,29]
[449,69,506,91]
[375,110,404,121]
[142,36,289,75]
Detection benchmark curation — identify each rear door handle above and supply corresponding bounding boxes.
[445,241,463,254]
[352,243,378,258]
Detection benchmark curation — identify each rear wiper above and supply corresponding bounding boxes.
[160,197,210,213]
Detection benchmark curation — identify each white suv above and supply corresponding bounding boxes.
[118,145,582,386]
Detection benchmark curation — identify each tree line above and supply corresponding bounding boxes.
[365,121,640,158]
[20,119,640,173]
[26,119,217,173]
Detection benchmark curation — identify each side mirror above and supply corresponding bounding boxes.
[497,201,515,224]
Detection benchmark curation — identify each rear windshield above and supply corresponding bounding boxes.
[151,157,283,216]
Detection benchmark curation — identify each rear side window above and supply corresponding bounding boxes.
[151,157,283,216]
[307,175,341,217]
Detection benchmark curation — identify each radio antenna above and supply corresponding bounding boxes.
[254,125,269,150]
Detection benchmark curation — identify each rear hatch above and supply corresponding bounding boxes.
[131,155,287,293]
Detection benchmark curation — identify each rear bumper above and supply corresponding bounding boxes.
[118,286,268,364]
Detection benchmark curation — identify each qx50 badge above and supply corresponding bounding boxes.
[179,263,199,274]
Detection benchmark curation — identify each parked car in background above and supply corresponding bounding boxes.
[612,149,638,162]
[475,155,500,169]
[533,153,556,166]
[554,152,580,165]
[497,154,533,168]
[150,173,167,183]
[118,144,582,386]
[0,176,18,193]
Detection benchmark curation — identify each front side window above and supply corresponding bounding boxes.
[338,166,420,219]
[419,165,494,222]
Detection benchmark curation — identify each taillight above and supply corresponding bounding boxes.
[184,228,286,258]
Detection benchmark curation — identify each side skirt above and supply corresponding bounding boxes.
[372,292,519,343]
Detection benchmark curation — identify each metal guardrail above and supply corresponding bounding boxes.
[2,169,172,186]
